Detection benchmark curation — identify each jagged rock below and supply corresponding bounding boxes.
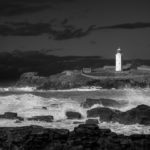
[73,121,84,124]
[15,120,22,123]
[42,107,47,110]
[0,124,149,150]
[87,107,121,122]
[16,72,47,87]
[81,98,123,108]
[87,105,150,125]
[0,112,24,121]
[16,69,150,90]
[85,119,99,124]
[118,104,150,125]
[27,115,54,122]
[66,111,82,119]
[74,124,101,135]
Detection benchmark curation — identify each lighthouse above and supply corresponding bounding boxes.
[115,47,122,72]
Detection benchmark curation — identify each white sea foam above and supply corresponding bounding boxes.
[0,86,102,93]
[117,88,150,111]
[38,86,102,92]
[99,122,150,135]
[0,94,87,120]
[0,88,150,135]
[0,86,36,92]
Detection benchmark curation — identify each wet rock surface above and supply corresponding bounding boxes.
[87,104,150,125]
[85,119,99,124]
[0,112,24,121]
[81,98,123,108]
[118,104,150,125]
[66,111,82,119]
[27,115,54,122]
[0,124,149,150]
[87,107,121,122]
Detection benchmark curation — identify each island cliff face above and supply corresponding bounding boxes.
[16,71,91,89]
[0,124,149,150]
[16,70,150,89]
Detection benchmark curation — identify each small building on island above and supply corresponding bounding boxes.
[63,70,73,76]
[82,68,92,73]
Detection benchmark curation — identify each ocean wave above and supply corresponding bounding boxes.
[0,89,150,135]
[0,94,87,120]
[0,86,102,92]
[0,118,149,135]
[38,86,102,92]
[0,86,36,92]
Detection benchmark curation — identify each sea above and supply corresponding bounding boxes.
[0,84,150,135]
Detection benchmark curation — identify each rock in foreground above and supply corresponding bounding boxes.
[0,124,149,150]
[85,119,99,124]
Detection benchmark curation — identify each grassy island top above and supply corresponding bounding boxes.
[81,68,150,80]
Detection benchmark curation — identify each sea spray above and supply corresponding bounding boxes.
[0,89,150,135]
[0,94,47,115]
[0,94,87,120]
[119,88,150,111]
[0,86,36,92]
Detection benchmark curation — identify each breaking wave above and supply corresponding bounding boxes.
[0,86,36,92]
[117,88,150,111]
[0,88,150,135]
[0,86,102,92]
[0,94,86,119]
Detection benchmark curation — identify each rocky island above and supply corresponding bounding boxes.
[16,68,150,90]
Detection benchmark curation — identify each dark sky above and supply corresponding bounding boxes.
[0,0,150,59]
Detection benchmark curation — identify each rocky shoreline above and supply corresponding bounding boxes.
[0,102,150,126]
[16,71,150,90]
[0,124,149,150]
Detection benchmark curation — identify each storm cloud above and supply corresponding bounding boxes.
[0,0,76,17]
[0,21,95,40]
[0,4,52,17]
[0,50,103,80]
[1,21,150,40]
[96,22,150,30]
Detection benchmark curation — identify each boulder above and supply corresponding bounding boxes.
[15,120,22,123]
[85,119,99,124]
[81,98,123,108]
[74,124,100,136]
[66,111,82,119]
[0,112,24,121]
[3,112,17,118]
[42,107,47,110]
[87,107,121,122]
[87,105,150,125]
[118,104,150,125]
[73,121,84,124]
[28,115,54,122]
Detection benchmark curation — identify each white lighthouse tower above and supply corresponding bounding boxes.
[115,47,122,72]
